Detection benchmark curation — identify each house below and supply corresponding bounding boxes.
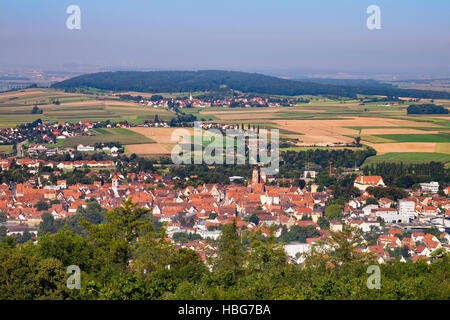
[330,220,343,232]
[303,170,317,180]
[419,182,439,194]
[416,245,431,257]
[353,176,385,191]
[422,206,438,216]
[77,144,95,152]
[28,144,47,154]
[444,186,450,196]
[379,198,394,208]
[57,180,67,190]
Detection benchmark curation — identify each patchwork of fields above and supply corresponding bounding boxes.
[1,88,449,165]
[0,89,174,126]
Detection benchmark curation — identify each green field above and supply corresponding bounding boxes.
[373,134,450,143]
[363,152,450,166]
[63,128,155,147]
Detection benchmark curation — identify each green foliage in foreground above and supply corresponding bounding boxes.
[0,200,449,300]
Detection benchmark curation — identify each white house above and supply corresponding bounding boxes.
[419,182,439,194]
[77,144,95,152]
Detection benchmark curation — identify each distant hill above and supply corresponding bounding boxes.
[52,70,450,99]
[295,78,394,88]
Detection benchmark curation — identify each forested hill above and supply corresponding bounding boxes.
[52,70,450,99]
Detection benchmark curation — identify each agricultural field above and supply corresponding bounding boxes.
[0,145,13,154]
[63,128,155,147]
[1,88,449,165]
[0,88,175,126]
[126,127,196,156]
[372,133,450,143]
[363,152,450,165]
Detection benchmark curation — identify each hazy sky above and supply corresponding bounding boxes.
[0,0,449,78]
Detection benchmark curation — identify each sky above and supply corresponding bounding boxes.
[0,0,449,79]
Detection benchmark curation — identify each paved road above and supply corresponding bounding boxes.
[16,139,28,157]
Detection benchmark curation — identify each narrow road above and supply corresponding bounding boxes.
[16,139,28,157]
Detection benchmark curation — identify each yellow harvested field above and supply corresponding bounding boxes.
[201,107,285,115]
[59,100,138,107]
[365,142,437,154]
[126,143,175,155]
[435,143,450,154]
[127,127,196,155]
[0,90,50,99]
[271,117,445,148]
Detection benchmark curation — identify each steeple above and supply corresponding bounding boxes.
[252,166,259,185]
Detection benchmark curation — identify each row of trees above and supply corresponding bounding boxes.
[362,161,449,187]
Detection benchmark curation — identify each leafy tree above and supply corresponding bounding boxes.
[80,198,152,269]
[77,201,106,225]
[34,200,49,211]
[213,220,246,278]
[37,229,96,271]
[172,232,203,243]
[0,248,70,300]
[38,213,57,234]
[246,227,287,274]
[307,224,373,268]
[247,214,260,225]
[366,197,379,205]
[0,226,6,240]
[317,217,330,230]
[325,204,343,220]
[278,225,319,243]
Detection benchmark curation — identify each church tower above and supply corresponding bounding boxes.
[112,175,119,195]
[252,166,259,185]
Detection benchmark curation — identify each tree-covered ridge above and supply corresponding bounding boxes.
[0,199,449,300]
[52,70,450,99]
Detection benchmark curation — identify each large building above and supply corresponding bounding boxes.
[371,208,411,224]
[353,176,385,191]
[398,198,417,219]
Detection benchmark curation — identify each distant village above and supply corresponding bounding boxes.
[134,93,299,109]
